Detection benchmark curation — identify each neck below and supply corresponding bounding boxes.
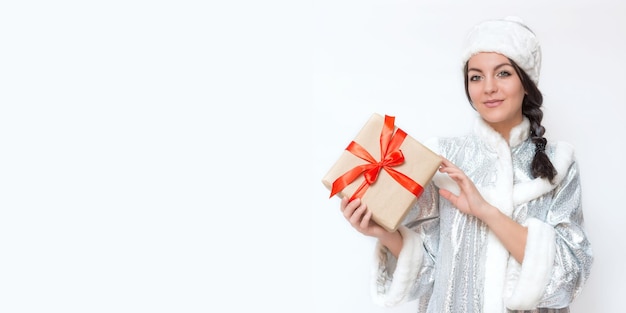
[484,116,524,143]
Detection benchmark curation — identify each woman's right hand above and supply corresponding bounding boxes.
[340,197,404,257]
[340,197,384,238]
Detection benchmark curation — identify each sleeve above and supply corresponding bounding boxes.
[371,138,442,308]
[504,159,594,310]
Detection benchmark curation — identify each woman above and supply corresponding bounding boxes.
[340,17,593,312]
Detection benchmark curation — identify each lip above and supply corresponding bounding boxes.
[483,99,503,108]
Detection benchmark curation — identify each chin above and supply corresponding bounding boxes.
[479,113,507,124]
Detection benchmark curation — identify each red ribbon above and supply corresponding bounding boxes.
[330,115,424,201]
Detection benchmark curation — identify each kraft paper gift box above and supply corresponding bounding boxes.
[322,113,442,232]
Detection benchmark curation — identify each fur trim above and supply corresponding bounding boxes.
[474,117,518,312]
[432,171,460,196]
[462,17,541,85]
[474,117,530,150]
[371,226,424,306]
[508,117,530,147]
[503,218,556,309]
[513,141,575,205]
[481,162,514,312]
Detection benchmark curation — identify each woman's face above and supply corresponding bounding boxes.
[466,52,525,134]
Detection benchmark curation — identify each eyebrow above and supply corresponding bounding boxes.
[467,63,514,73]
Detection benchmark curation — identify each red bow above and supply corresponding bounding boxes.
[330,115,424,201]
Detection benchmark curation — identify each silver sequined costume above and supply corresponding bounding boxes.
[372,117,593,313]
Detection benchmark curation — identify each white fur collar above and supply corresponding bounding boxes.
[428,116,576,203]
[471,117,575,203]
[473,116,530,149]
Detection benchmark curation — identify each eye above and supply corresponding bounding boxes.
[469,75,482,81]
[496,71,512,78]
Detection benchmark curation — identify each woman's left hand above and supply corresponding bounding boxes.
[437,158,495,220]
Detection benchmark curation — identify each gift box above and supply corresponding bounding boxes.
[322,113,442,232]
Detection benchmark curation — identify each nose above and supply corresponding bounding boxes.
[484,76,497,94]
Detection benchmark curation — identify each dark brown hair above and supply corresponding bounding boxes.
[463,59,557,182]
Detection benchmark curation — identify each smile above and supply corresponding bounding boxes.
[483,100,503,108]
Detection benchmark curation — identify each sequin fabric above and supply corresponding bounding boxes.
[373,121,593,313]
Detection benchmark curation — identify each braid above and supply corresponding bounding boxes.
[525,104,556,181]
[510,59,557,182]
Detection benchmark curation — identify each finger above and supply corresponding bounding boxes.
[342,198,361,219]
[360,209,373,229]
[438,162,459,174]
[440,157,457,168]
[439,188,457,204]
[438,166,458,176]
[446,172,464,181]
[438,168,463,184]
[340,196,349,211]
[350,202,368,226]
[439,164,467,182]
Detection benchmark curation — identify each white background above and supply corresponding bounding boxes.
[1,1,312,312]
[0,1,624,313]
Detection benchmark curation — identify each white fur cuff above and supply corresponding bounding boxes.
[372,226,424,307]
[504,218,556,310]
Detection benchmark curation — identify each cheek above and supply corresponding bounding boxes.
[510,86,526,103]
[467,85,481,102]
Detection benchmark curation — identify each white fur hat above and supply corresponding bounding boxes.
[462,16,541,85]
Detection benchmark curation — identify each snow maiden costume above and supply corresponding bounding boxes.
[372,118,593,312]
[370,18,593,313]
